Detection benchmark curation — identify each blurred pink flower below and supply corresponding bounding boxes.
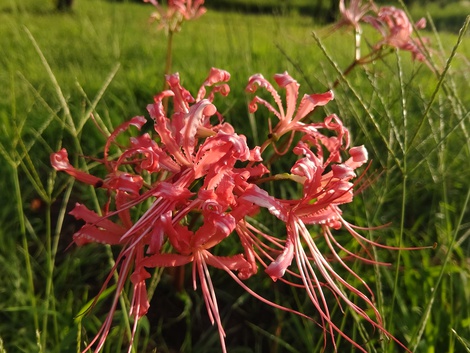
[365,6,428,61]
[174,0,206,20]
[337,0,375,30]
[144,0,206,33]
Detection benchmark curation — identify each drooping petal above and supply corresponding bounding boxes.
[51,149,103,186]
[69,203,126,235]
[265,236,294,280]
[69,203,126,246]
[345,145,368,169]
[129,267,151,319]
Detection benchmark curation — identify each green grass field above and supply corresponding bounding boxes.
[0,0,469,352]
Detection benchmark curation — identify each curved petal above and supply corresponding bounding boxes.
[196,67,231,102]
[104,116,147,168]
[182,99,217,159]
[51,149,103,186]
[265,237,294,280]
[274,72,299,120]
[246,73,285,117]
[293,91,334,125]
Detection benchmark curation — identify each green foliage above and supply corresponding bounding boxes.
[0,0,469,352]
[409,1,470,32]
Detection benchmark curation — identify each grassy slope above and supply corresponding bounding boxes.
[0,0,469,352]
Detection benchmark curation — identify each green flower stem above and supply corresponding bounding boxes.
[162,30,174,112]
[13,167,39,336]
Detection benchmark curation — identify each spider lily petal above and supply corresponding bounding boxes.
[51,149,103,186]
[196,67,231,102]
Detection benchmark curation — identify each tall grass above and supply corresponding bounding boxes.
[0,0,469,352]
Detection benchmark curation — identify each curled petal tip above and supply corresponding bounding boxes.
[273,71,297,88]
[245,73,266,93]
[50,148,70,171]
[415,17,426,29]
[349,145,368,163]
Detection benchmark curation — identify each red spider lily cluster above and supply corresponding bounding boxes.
[335,0,428,62]
[51,68,406,352]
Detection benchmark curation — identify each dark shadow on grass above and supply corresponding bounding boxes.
[432,14,469,33]
[204,0,336,22]
[0,5,76,16]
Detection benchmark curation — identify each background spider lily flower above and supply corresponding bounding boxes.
[337,0,376,31]
[144,0,206,34]
[364,6,428,61]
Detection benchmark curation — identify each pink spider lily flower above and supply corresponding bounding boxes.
[51,68,414,353]
[243,74,412,351]
[137,191,318,353]
[365,6,428,62]
[52,143,152,352]
[172,0,206,21]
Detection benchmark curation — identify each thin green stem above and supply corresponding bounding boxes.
[24,27,76,136]
[162,30,174,112]
[388,51,407,352]
[164,31,174,83]
[354,26,362,61]
[12,166,39,336]
[387,173,406,353]
[410,185,470,351]
[312,31,402,172]
[406,16,469,151]
[40,205,53,350]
